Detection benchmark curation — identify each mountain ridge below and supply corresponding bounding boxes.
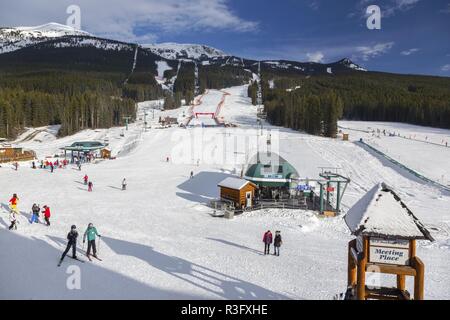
[0,23,367,74]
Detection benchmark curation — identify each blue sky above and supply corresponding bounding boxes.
[1,0,449,76]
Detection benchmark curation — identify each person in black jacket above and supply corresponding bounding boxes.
[274,231,282,256]
[59,225,79,263]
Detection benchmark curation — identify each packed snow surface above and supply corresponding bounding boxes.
[1,86,449,300]
[345,183,428,239]
[155,61,172,80]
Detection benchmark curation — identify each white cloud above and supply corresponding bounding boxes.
[0,0,258,43]
[401,48,420,56]
[308,1,320,11]
[442,64,450,72]
[440,3,450,13]
[356,42,395,61]
[356,0,421,19]
[306,51,324,63]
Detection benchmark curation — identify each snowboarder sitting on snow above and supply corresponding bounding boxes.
[59,225,79,263]
[83,223,101,259]
[42,205,51,226]
[29,204,40,224]
[122,178,127,191]
[263,230,273,255]
[274,231,282,256]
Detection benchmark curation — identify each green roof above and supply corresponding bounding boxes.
[61,141,107,151]
[244,153,299,188]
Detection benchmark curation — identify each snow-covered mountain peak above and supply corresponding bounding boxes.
[144,42,226,60]
[337,58,367,71]
[2,22,91,38]
[0,23,91,54]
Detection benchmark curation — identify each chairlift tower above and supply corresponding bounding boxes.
[123,116,132,131]
[256,61,266,121]
[143,111,148,132]
[317,167,351,214]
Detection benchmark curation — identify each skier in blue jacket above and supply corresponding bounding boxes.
[83,223,101,259]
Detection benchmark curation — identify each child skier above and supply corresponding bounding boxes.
[83,223,102,260]
[122,178,127,191]
[88,181,93,192]
[59,225,79,265]
[274,231,283,256]
[8,211,17,230]
[29,204,40,224]
[42,205,51,226]
[83,174,89,185]
[263,230,273,255]
[9,194,19,213]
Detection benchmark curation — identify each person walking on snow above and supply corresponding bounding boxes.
[263,230,273,255]
[29,204,40,224]
[59,225,79,264]
[42,205,51,226]
[190,171,194,179]
[88,181,93,192]
[83,174,89,185]
[273,231,282,256]
[9,194,19,213]
[83,223,102,259]
[122,178,127,191]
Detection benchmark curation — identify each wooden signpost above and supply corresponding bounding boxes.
[344,183,434,300]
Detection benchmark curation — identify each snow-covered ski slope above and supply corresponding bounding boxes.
[339,121,450,187]
[1,86,449,299]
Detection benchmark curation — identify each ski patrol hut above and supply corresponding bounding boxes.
[218,177,258,209]
[244,152,299,200]
[344,183,434,300]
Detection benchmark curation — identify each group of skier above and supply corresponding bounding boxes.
[263,230,283,256]
[58,223,102,266]
[6,194,51,230]
[30,203,51,226]
[82,175,127,191]
[83,175,94,192]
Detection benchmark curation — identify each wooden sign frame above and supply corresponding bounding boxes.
[347,236,424,300]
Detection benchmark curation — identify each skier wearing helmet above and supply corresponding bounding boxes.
[58,225,79,265]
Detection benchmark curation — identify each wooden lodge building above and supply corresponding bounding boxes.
[0,146,36,163]
[218,177,257,209]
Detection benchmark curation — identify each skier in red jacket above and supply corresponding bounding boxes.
[83,174,89,185]
[42,205,51,226]
[9,194,19,213]
[263,230,273,255]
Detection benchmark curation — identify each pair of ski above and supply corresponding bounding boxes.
[86,254,102,262]
[58,254,102,267]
